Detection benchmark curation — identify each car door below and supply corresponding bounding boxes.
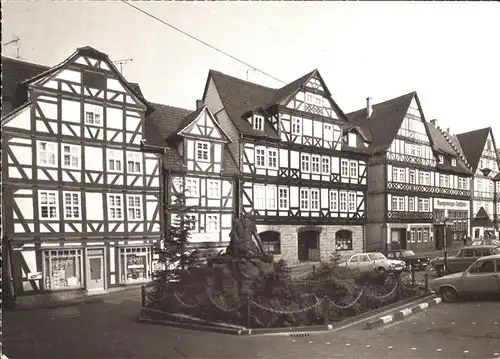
[450,248,474,272]
[347,255,360,271]
[358,254,374,272]
[460,259,500,295]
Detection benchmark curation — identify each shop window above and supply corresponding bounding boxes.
[119,247,152,283]
[43,250,83,290]
[335,230,353,251]
[260,231,281,254]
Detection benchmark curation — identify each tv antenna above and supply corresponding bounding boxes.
[113,58,133,74]
[242,68,256,81]
[4,36,21,59]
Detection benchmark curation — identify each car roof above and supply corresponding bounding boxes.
[476,253,500,260]
[462,245,499,249]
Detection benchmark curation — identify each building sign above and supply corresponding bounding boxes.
[434,199,468,210]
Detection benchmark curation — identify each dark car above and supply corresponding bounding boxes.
[386,249,430,271]
[430,245,500,277]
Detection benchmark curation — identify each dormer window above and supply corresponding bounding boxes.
[196,141,210,162]
[451,158,457,166]
[253,115,264,131]
[438,155,444,164]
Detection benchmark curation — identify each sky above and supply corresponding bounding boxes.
[2,1,500,139]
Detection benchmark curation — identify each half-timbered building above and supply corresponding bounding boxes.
[454,128,500,239]
[347,93,473,253]
[202,69,371,264]
[1,48,162,302]
[144,101,238,255]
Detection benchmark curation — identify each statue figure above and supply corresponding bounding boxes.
[225,212,265,257]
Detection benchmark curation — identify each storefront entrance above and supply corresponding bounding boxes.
[298,230,320,262]
[390,229,407,250]
[86,248,105,292]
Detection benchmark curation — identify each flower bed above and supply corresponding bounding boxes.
[143,259,427,329]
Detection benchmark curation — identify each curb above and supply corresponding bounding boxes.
[13,297,103,312]
[365,296,442,329]
[137,315,333,336]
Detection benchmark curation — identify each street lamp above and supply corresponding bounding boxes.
[443,217,451,275]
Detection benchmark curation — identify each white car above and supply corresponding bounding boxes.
[339,252,406,274]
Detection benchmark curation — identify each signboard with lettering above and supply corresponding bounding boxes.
[433,199,469,210]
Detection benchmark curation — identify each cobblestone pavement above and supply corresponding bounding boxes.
[3,288,499,359]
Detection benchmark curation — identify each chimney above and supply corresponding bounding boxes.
[430,119,437,126]
[366,97,372,119]
[446,128,450,134]
[196,99,204,110]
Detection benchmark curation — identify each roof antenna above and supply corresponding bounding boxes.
[242,68,256,81]
[4,36,21,59]
[113,58,133,74]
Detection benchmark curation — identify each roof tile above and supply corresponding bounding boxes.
[456,128,491,171]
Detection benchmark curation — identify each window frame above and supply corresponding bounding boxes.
[62,144,80,170]
[340,159,349,177]
[107,149,123,173]
[291,117,302,135]
[349,161,358,178]
[253,115,264,131]
[255,147,266,168]
[206,214,219,233]
[321,156,330,175]
[126,194,143,221]
[39,190,59,220]
[301,154,310,173]
[63,191,81,220]
[185,178,199,197]
[37,141,58,168]
[126,152,142,174]
[267,186,277,210]
[310,189,320,210]
[196,141,210,162]
[107,193,123,220]
[329,190,338,211]
[206,180,220,199]
[84,104,103,127]
[348,192,356,212]
[300,189,310,211]
[278,187,289,210]
[339,191,347,212]
[311,155,321,174]
[254,185,266,210]
[267,148,278,169]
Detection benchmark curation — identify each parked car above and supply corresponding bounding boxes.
[338,252,406,274]
[429,253,500,302]
[471,238,500,247]
[430,245,500,277]
[386,249,430,271]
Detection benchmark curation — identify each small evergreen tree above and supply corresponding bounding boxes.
[153,188,199,291]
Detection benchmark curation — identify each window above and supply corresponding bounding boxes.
[207,180,220,198]
[38,141,57,167]
[278,187,289,210]
[469,260,495,274]
[300,189,309,210]
[392,196,404,211]
[254,185,266,209]
[408,197,415,211]
[321,157,330,174]
[311,156,320,174]
[84,105,102,126]
[349,161,358,178]
[409,169,415,184]
[127,195,142,220]
[348,192,356,212]
[393,167,405,182]
[256,148,266,168]
[339,192,347,211]
[63,192,80,219]
[341,159,349,177]
[329,190,338,211]
[301,154,310,172]
[39,190,58,219]
[185,179,199,197]
[43,250,83,290]
[324,124,333,140]
[107,149,122,172]
[438,155,444,164]
[451,158,457,166]
[419,171,431,185]
[108,194,123,219]
[206,215,219,232]
[62,144,80,169]
[186,214,198,231]
[260,231,281,254]
[310,189,320,210]
[196,142,210,162]
[267,186,277,209]
[291,117,301,135]
[119,247,152,283]
[335,230,353,251]
[127,152,142,174]
[267,149,278,169]
[418,198,430,212]
[253,115,264,131]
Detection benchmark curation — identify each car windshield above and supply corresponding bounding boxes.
[368,253,386,260]
[402,250,415,256]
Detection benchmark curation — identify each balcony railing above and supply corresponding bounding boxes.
[387,182,470,198]
[387,211,433,222]
[386,152,436,167]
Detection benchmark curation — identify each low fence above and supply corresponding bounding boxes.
[141,273,429,329]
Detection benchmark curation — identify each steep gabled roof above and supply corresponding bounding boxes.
[471,207,494,228]
[206,69,352,141]
[176,106,232,142]
[346,92,416,151]
[145,103,193,147]
[455,128,491,172]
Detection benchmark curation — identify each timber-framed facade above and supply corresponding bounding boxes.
[347,94,473,253]
[1,48,162,302]
[202,69,370,264]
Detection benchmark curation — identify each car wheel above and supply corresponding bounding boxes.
[377,267,387,274]
[440,287,458,302]
[436,266,445,277]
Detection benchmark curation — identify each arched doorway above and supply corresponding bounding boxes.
[259,231,281,254]
[298,230,320,262]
